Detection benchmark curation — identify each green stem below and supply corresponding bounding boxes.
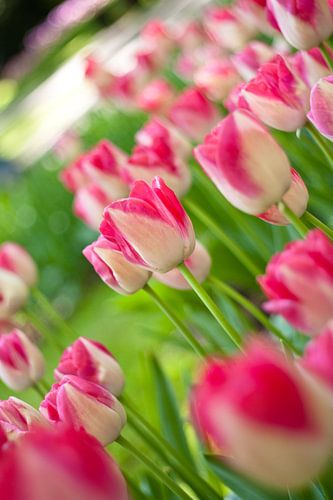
[278,201,308,238]
[178,263,243,350]
[31,288,75,339]
[143,284,206,358]
[184,199,262,277]
[304,122,333,172]
[116,435,192,500]
[209,276,300,354]
[303,211,333,240]
[319,42,333,72]
[33,383,45,399]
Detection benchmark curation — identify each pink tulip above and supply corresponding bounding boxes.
[154,240,211,290]
[0,329,44,391]
[293,48,331,88]
[308,75,333,140]
[232,41,275,81]
[259,230,333,335]
[224,82,247,112]
[84,56,114,98]
[0,397,48,440]
[175,20,208,51]
[55,337,125,396]
[83,236,151,295]
[234,0,273,34]
[258,168,308,225]
[168,87,219,142]
[136,79,174,115]
[267,0,333,49]
[73,184,113,231]
[0,426,128,500]
[194,59,242,102]
[52,130,82,163]
[123,142,191,197]
[40,375,126,446]
[136,117,191,159]
[240,55,310,131]
[194,110,291,215]
[140,19,174,57]
[204,7,253,51]
[0,270,28,320]
[100,177,195,273]
[190,339,333,489]
[60,156,87,193]
[0,243,37,287]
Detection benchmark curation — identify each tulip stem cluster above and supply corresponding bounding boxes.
[178,263,243,350]
[143,284,206,358]
[277,201,309,237]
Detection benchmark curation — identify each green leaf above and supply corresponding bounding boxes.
[205,455,289,500]
[150,355,195,467]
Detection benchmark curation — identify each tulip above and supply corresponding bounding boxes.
[240,55,310,131]
[55,337,125,395]
[83,236,151,295]
[73,184,113,231]
[175,20,208,51]
[203,7,253,51]
[194,110,291,215]
[258,168,308,225]
[135,118,191,159]
[259,230,333,335]
[168,87,219,142]
[0,270,28,320]
[293,48,331,88]
[194,59,242,102]
[234,0,273,34]
[140,19,174,57]
[0,397,48,440]
[84,56,114,98]
[60,156,87,193]
[267,0,333,49]
[0,426,128,500]
[0,242,37,287]
[224,82,247,112]
[123,142,191,197]
[100,177,195,273]
[52,130,82,163]
[40,375,126,446]
[232,41,275,81]
[154,240,211,290]
[190,339,333,490]
[175,44,222,81]
[300,321,333,390]
[0,329,45,391]
[308,75,333,140]
[136,79,174,115]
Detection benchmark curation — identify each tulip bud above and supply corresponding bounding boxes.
[40,376,126,446]
[232,41,275,81]
[308,75,333,140]
[60,156,87,193]
[123,142,191,198]
[0,330,44,391]
[83,236,151,295]
[240,55,310,131]
[100,177,195,273]
[258,168,308,225]
[204,7,253,51]
[300,321,333,390]
[84,56,115,98]
[175,20,208,51]
[267,0,333,49]
[154,240,211,290]
[55,337,125,395]
[259,230,333,335]
[293,48,331,88]
[168,87,219,142]
[73,184,113,231]
[224,82,247,112]
[0,270,28,320]
[136,79,175,115]
[234,0,273,34]
[194,110,291,215]
[52,130,82,164]
[0,426,128,500]
[194,59,242,102]
[140,19,174,58]
[0,242,37,287]
[0,397,48,440]
[190,339,333,490]
[135,117,191,159]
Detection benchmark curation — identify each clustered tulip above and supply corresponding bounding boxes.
[308,75,333,141]
[194,59,241,102]
[232,41,275,81]
[293,48,331,88]
[136,78,175,114]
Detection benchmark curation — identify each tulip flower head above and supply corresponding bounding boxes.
[40,375,126,446]
[0,426,128,500]
[194,59,242,102]
[308,75,333,140]
[259,230,333,335]
[100,177,195,273]
[240,55,310,131]
[232,41,275,81]
[0,243,37,287]
[293,48,331,88]
[0,270,28,320]
[73,184,113,231]
[136,79,175,115]
[0,397,48,440]
[0,329,45,391]
[191,339,333,489]
[55,337,125,396]
[204,7,253,51]
[194,110,291,215]
[83,236,151,295]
